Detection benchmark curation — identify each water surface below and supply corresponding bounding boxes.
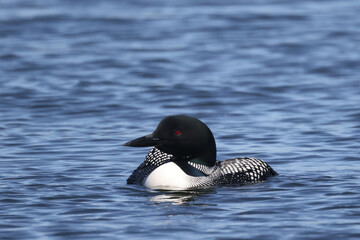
[1,0,360,239]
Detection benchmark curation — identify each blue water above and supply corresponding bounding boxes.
[1,0,360,239]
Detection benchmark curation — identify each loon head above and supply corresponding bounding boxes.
[123,115,217,167]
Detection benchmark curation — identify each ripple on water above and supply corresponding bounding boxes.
[1,0,360,239]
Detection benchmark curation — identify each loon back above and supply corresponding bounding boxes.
[127,147,277,189]
[209,156,277,186]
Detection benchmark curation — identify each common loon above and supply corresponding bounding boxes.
[124,115,277,190]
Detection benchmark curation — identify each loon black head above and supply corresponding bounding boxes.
[123,115,217,166]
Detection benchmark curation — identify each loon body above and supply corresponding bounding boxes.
[124,115,277,190]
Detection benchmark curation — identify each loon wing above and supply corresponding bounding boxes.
[210,157,278,185]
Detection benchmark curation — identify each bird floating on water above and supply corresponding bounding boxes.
[123,115,277,190]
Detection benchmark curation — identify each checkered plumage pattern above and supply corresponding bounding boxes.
[127,147,277,187]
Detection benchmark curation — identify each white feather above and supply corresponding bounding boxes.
[143,162,197,190]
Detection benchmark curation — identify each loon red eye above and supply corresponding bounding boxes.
[175,130,182,136]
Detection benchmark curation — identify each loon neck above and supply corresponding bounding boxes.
[190,132,217,167]
[173,155,216,177]
[188,152,216,167]
[200,134,217,167]
[177,140,217,167]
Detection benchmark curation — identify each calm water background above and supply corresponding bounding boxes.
[1,0,360,239]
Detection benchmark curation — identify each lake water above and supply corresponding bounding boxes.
[1,0,360,239]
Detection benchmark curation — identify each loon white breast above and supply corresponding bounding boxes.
[124,115,277,190]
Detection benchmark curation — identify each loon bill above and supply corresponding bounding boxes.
[123,115,277,190]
